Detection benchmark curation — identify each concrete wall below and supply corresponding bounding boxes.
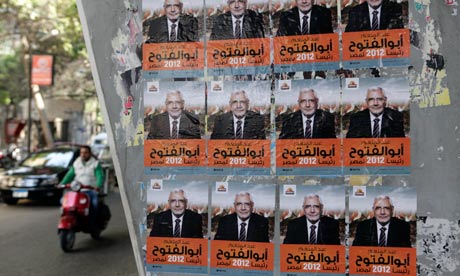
[77,0,460,275]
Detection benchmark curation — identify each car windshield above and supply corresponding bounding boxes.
[21,149,75,169]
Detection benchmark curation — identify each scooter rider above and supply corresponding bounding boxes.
[61,145,105,226]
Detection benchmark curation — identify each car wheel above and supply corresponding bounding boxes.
[3,198,19,205]
[59,229,75,252]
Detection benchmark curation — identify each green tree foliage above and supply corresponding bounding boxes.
[0,52,26,105]
[0,0,88,105]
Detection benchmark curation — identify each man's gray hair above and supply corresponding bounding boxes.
[298,88,318,101]
[366,86,386,98]
[234,191,254,204]
[373,195,394,208]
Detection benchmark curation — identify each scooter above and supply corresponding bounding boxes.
[57,181,111,252]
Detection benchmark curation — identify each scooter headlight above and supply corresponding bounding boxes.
[70,181,81,191]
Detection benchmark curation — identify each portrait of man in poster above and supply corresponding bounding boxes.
[145,0,199,43]
[210,90,266,140]
[346,86,405,138]
[149,188,203,238]
[276,0,333,36]
[279,88,336,139]
[146,90,201,139]
[352,195,411,247]
[283,194,340,245]
[209,0,265,40]
[214,191,269,242]
[345,0,404,32]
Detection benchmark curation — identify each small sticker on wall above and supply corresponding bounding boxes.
[215,182,228,193]
[352,186,366,197]
[279,80,291,91]
[210,81,223,93]
[150,179,163,191]
[146,81,159,93]
[345,78,359,89]
[283,184,296,196]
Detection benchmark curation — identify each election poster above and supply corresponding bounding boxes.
[271,0,340,74]
[340,0,410,68]
[143,81,206,175]
[275,79,341,176]
[207,81,271,175]
[142,0,205,78]
[342,77,410,175]
[348,184,416,276]
[145,179,208,274]
[31,55,54,86]
[205,0,270,76]
[210,181,275,276]
[279,184,346,276]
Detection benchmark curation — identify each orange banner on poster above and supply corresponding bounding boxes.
[31,55,53,86]
[142,42,204,71]
[207,38,270,68]
[277,139,341,167]
[274,33,339,64]
[208,140,270,168]
[349,246,416,275]
[210,240,274,271]
[146,237,208,266]
[344,138,410,167]
[342,29,410,61]
[280,244,345,274]
[144,139,206,167]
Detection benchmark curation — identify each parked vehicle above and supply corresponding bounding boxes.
[0,149,15,169]
[90,132,108,156]
[0,145,81,205]
[58,181,111,252]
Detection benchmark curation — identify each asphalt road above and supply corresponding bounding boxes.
[0,188,138,276]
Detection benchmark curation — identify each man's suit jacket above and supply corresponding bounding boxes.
[150,209,203,238]
[146,15,198,43]
[210,10,265,40]
[214,213,269,242]
[352,217,411,247]
[147,111,201,139]
[210,111,266,139]
[283,215,340,245]
[277,6,333,36]
[279,110,336,139]
[346,108,405,138]
[345,0,404,32]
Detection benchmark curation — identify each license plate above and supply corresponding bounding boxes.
[12,190,28,198]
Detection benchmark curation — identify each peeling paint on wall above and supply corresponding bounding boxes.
[410,1,451,108]
[417,217,460,275]
[111,1,143,146]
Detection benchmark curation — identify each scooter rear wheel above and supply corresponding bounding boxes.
[59,229,75,252]
[91,228,101,240]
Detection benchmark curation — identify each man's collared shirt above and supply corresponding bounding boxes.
[367,5,382,29]
[233,115,245,137]
[237,216,250,239]
[231,15,245,37]
[302,113,315,137]
[369,112,383,135]
[298,9,312,34]
[167,19,180,40]
[376,221,389,245]
[306,219,320,241]
[171,213,184,236]
[169,115,181,137]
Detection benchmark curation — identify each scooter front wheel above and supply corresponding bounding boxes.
[59,229,75,252]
